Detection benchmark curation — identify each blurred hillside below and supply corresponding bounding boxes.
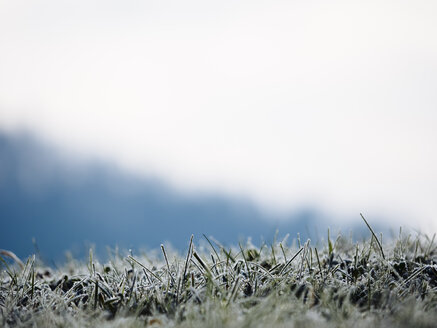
[0,131,384,261]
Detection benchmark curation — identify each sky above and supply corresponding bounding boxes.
[1,0,436,231]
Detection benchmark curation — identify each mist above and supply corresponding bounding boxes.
[1,0,437,233]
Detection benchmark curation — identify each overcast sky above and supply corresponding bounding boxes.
[1,0,436,230]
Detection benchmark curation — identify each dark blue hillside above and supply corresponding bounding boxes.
[0,131,383,262]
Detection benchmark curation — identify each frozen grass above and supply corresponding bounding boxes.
[1,218,437,327]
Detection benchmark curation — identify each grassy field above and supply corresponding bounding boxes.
[1,217,436,327]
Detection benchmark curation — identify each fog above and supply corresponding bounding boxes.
[1,0,436,231]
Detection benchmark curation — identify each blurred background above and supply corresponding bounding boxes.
[1,0,436,261]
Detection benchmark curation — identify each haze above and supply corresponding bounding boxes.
[1,0,436,231]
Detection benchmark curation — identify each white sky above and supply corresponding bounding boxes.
[1,0,436,230]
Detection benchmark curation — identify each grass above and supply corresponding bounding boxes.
[1,219,437,327]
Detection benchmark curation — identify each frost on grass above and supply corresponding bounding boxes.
[1,229,437,328]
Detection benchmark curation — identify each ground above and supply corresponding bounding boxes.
[1,225,437,327]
